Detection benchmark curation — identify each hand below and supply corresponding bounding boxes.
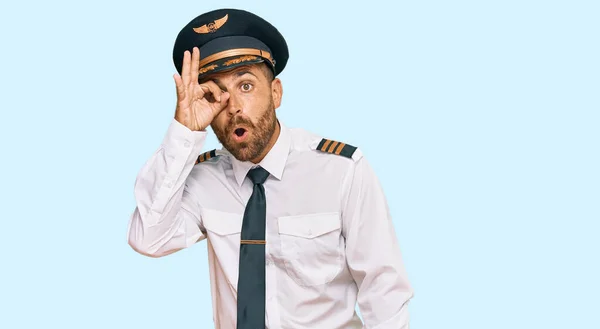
[173,47,230,131]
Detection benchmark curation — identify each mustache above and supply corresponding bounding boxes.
[227,115,254,130]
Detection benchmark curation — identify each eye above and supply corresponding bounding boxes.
[240,83,253,92]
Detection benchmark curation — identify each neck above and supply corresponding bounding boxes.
[250,120,281,164]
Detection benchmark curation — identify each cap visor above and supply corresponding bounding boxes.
[198,55,266,79]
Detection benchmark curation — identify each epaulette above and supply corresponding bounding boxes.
[315,138,359,159]
[195,149,219,165]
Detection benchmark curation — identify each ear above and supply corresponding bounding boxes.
[271,78,283,109]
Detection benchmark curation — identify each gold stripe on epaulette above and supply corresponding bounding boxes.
[328,141,339,153]
[316,138,357,159]
[320,139,332,152]
[334,142,345,155]
[196,150,216,164]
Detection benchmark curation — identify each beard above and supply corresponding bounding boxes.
[212,98,277,162]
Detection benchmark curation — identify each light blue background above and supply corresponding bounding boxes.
[1,0,598,328]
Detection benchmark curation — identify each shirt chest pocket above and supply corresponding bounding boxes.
[277,212,344,287]
[201,208,243,287]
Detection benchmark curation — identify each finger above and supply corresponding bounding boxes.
[191,47,200,84]
[212,91,230,116]
[200,81,224,102]
[193,83,207,100]
[173,74,185,99]
[181,50,191,86]
[218,92,230,109]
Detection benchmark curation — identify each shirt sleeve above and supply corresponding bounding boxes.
[341,156,414,329]
[127,118,209,258]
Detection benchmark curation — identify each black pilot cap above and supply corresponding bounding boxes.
[172,8,289,81]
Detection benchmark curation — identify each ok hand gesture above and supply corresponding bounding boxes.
[173,47,230,131]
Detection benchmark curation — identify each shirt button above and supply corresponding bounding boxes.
[165,180,173,188]
[183,141,191,148]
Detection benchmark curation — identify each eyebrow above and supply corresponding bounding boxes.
[206,70,257,92]
[233,69,256,79]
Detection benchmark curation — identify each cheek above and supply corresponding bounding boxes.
[211,112,228,131]
[240,90,269,113]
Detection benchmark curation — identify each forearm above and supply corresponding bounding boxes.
[127,119,207,257]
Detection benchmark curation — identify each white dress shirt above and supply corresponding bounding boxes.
[127,118,413,329]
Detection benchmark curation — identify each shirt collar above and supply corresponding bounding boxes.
[226,120,291,186]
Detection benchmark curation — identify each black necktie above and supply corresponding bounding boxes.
[237,166,269,329]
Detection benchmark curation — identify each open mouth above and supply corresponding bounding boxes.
[232,127,249,142]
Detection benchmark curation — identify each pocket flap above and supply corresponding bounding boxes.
[278,212,341,239]
[202,208,242,236]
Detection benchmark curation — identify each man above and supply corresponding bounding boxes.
[127,8,413,329]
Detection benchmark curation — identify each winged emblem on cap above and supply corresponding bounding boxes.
[193,14,228,34]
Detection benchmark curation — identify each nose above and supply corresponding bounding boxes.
[226,92,242,116]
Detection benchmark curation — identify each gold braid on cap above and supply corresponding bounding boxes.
[198,64,218,74]
[198,48,274,69]
[223,55,259,67]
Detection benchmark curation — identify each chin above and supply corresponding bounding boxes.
[232,150,259,162]
[225,142,260,162]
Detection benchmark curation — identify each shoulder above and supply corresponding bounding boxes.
[194,149,227,165]
[313,138,362,161]
[289,127,363,162]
